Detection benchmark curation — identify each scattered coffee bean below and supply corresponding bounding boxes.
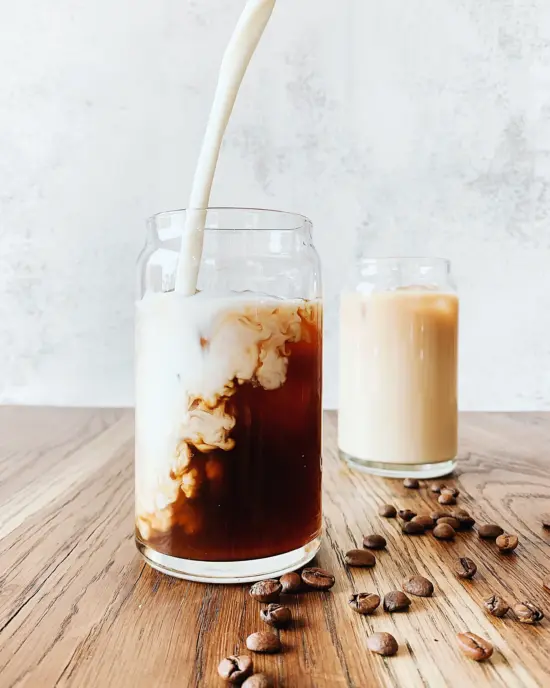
[411,515,435,529]
[433,523,456,540]
[366,632,398,656]
[403,575,434,597]
[430,510,449,521]
[456,632,493,661]
[496,533,518,553]
[345,549,376,567]
[246,632,281,654]
[437,516,461,530]
[484,594,509,618]
[455,557,477,579]
[383,591,411,612]
[279,572,301,594]
[398,509,416,522]
[260,604,291,628]
[430,481,445,493]
[348,592,381,615]
[543,575,550,592]
[363,534,387,550]
[249,580,282,603]
[218,655,253,683]
[403,477,420,489]
[242,675,273,688]
[476,524,504,539]
[438,492,456,505]
[402,521,425,535]
[451,509,475,529]
[378,503,397,518]
[513,601,544,624]
[441,486,459,497]
[301,567,336,590]
[541,514,550,528]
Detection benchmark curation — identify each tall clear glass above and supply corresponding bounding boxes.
[339,257,458,478]
[135,208,323,582]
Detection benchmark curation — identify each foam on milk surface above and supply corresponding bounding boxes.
[135,290,315,538]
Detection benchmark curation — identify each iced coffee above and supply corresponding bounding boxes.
[135,3,322,581]
[135,209,323,582]
[339,258,458,478]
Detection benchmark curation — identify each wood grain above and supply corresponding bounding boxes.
[1,408,550,687]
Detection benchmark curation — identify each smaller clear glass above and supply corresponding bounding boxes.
[338,257,458,478]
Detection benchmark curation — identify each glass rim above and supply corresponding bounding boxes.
[148,206,312,231]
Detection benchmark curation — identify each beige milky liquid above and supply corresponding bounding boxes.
[339,289,458,464]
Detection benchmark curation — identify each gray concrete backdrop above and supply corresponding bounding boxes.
[1,0,549,409]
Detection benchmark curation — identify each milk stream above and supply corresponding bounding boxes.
[174,0,277,295]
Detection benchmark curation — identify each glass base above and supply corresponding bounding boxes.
[136,535,322,584]
[340,449,456,479]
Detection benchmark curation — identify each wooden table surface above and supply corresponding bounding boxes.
[1,408,550,687]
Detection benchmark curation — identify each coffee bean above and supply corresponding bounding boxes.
[541,513,550,528]
[484,594,509,618]
[455,557,477,579]
[441,486,459,497]
[411,515,435,529]
[363,534,387,549]
[366,632,398,656]
[451,509,476,529]
[246,632,281,654]
[383,590,411,612]
[543,575,550,592]
[438,492,456,505]
[249,580,282,603]
[242,675,273,688]
[378,503,397,518]
[260,603,291,628]
[430,481,446,493]
[456,632,493,661]
[403,575,434,597]
[217,655,253,683]
[433,523,455,540]
[403,478,420,489]
[430,510,449,521]
[513,601,544,624]
[401,521,425,535]
[345,549,376,567]
[476,524,503,539]
[398,509,416,522]
[496,533,518,553]
[437,516,461,530]
[301,567,336,589]
[279,572,301,594]
[241,674,274,688]
[348,592,381,615]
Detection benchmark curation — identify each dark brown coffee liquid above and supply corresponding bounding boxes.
[139,314,322,561]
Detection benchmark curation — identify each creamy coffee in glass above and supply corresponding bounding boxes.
[338,257,458,478]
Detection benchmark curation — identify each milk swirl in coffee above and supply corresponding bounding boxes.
[135,291,322,560]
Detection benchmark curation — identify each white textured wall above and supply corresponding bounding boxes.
[1,0,550,410]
